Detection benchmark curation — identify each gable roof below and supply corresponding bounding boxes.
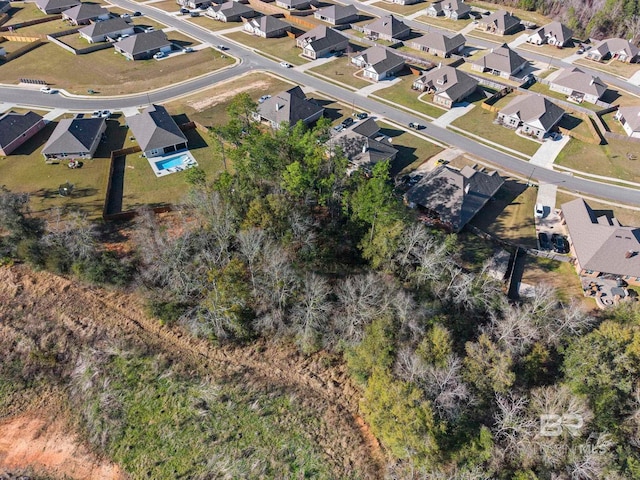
[0,111,44,150]
[591,37,639,59]
[298,25,347,52]
[618,106,640,133]
[42,117,105,155]
[115,30,171,55]
[412,31,465,53]
[499,94,565,131]
[210,1,255,16]
[258,86,324,125]
[562,198,640,278]
[63,3,109,21]
[364,15,410,38]
[429,0,470,15]
[551,67,608,98]
[405,165,504,231]
[126,104,187,152]
[355,45,404,74]
[414,65,478,102]
[480,9,520,31]
[251,15,290,33]
[530,21,572,44]
[36,0,80,11]
[473,43,526,74]
[315,4,357,21]
[79,17,132,37]
[352,117,380,138]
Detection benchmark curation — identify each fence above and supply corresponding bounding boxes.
[533,75,611,109]
[4,39,44,61]
[47,29,111,55]
[0,14,61,32]
[102,146,140,220]
[247,0,318,29]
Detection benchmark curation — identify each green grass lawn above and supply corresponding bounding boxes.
[4,2,49,26]
[152,0,182,12]
[600,111,627,136]
[187,15,247,31]
[557,113,595,140]
[451,97,541,157]
[370,0,428,15]
[525,82,601,111]
[414,15,472,32]
[469,179,537,248]
[373,75,447,119]
[555,137,640,183]
[521,255,591,307]
[6,17,71,37]
[0,42,233,95]
[457,62,522,87]
[224,31,308,65]
[378,121,443,175]
[308,56,371,90]
[517,42,580,59]
[165,72,294,128]
[574,58,640,80]
[466,28,524,45]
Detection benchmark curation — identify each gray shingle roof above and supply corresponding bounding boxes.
[63,3,109,22]
[364,15,410,39]
[480,10,521,32]
[429,0,470,16]
[552,67,608,99]
[314,4,357,22]
[126,104,187,152]
[79,17,131,37]
[258,86,324,125]
[0,111,43,151]
[36,0,80,12]
[115,30,171,56]
[211,1,255,17]
[414,65,478,103]
[332,126,397,169]
[405,165,504,231]
[355,45,404,74]
[298,25,347,52]
[411,31,465,53]
[530,21,573,45]
[591,37,639,60]
[253,15,290,34]
[351,117,380,138]
[617,106,640,133]
[562,198,640,278]
[42,117,105,156]
[473,44,526,74]
[499,94,565,131]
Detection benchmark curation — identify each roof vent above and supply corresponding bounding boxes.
[276,103,282,111]
[625,250,636,258]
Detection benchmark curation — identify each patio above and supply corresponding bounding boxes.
[580,276,637,308]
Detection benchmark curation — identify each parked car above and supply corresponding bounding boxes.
[101,110,111,118]
[258,95,271,103]
[180,7,189,13]
[538,232,551,250]
[189,11,200,16]
[120,12,130,18]
[355,112,368,120]
[576,48,584,54]
[39,86,55,94]
[534,203,545,218]
[551,233,569,254]
[183,47,194,53]
[216,45,228,51]
[91,110,101,118]
[279,61,292,68]
[341,117,354,128]
[153,51,166,59]
[409,122,423,130]
[333,124,344,133]
[145,26,154,32]
[133,11,142,16]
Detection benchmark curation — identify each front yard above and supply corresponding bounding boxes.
[188,16,247,32]
[308,56,371,90]
[373,75,447,119]
[574,58,640,80]
[224,31,308,65]
[518,42,579,59]
[370,0,428,15]
[414,15,472,32]
[378,121,443,175]
[0,42,233,95]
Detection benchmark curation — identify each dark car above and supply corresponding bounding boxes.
[551,234,569,254]
[189,11,200,16]
[341,117,354,128]
[409,122,423,130]
[538,232,551,250]
[180,7,189,13]
[356,112,368,120]
[133,11,142,16]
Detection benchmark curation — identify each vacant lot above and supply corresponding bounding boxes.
[555,137,640,183]
[0,43,233,94]
[370,0,429,15]
[451,95,541,157]
[309,56,371,90]
[378,121,443,175]
[575,58,640,80]
[373,75,447,119]
[224,30,308,65]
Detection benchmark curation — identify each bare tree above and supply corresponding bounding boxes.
[493,392,537,466]
[422,354,472,421]
[394,346,428,383]
[487,305,539,356]
[566,433,615,480]
[290,273,332,353]
[42,209,98,262]
[237,228,265,290]
[624,15,640,42]
[254,241,298,316]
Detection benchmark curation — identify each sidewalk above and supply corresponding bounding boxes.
[431,103,474,128]
[528,134,570,168]
[0,103,16,114]
[294,56,334,72]
[43,108,66,122]
[507,33,529,49]
[458,22,477,36]
[357,77,400,96]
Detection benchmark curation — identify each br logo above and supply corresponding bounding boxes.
[539,414,584,437]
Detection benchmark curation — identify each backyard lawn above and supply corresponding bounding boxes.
[373,75,447,119]
[555,137,640,183]
[378,121,443,175]
[557,113,598,140]
[396,45,456,66]
[600,111,627,136]
[451,96,541,157]
[308,56,371,90]
[521,255,591,307]
[370,0,428,15]
[525,82,601,111]
[0,42,233,94]
[224,31,308,66]
[458,62,522,87]
[414,15,472,32]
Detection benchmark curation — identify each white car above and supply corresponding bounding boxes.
[279,61,291,68]
[258,95,271,104]
[39,86,55,94]
[534,203,545,218]
[153,51,166,59]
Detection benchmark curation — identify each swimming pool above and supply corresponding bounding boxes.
[155,154,190,171]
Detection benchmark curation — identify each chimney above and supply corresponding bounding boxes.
[438,61,442,68]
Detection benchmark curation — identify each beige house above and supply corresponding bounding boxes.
[412,65,478,109]
[254,86,324,129]
[586,38,639,63]
[497,94,565,139]
[313,4,358,25]
[362,15,410,41]
[549,67,608,104]
[351,46,405,82]
[408,31,465,58]
[526,21,573,47]
[244,15,291,37]
[296,26,348,59]
[615,106,640,139]
[471,44,527,78]
[476,10,521,36]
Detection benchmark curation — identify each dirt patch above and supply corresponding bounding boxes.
[0,415,124,480]
[188,80,270,111]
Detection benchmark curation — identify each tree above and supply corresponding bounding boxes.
[464,334,515,398]
[346,316,396,384]
[185,167,207,186]
[289,273,332,354]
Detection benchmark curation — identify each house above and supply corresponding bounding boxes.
[412,65,478,108]
[404,165,504,232]
[313,4,358,25]
[35,0,80,15]
[562,198,640,284]
[408,31,465,58]
[363,15,410,41]
[351,46,405,82]
[62,3,110,25]
[114,31,172,60]
[206,1,257,22]
[276,0,311,9]
[331,118,398,173]
[476,10,521,36]
[497,94,565,139]
[244,15,291,38]
[471,44,527,78]
[426,0,471,20]
[42,117,106,161]
[178,0,211,9]
[391,0,422,6]
[615,106,640,139]
[0,0,11,14]
[549,67,608,104]
[126,104,188,158]
[586,38,639,63]
[526,21,573,47]
[0,111,45,156]
[296,26,348,59]
[79,17,134,43]
[254,86,324,128]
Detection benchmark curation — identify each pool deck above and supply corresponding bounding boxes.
[146,150,198,177]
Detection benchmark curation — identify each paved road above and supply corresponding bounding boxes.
[2,0,640,205]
